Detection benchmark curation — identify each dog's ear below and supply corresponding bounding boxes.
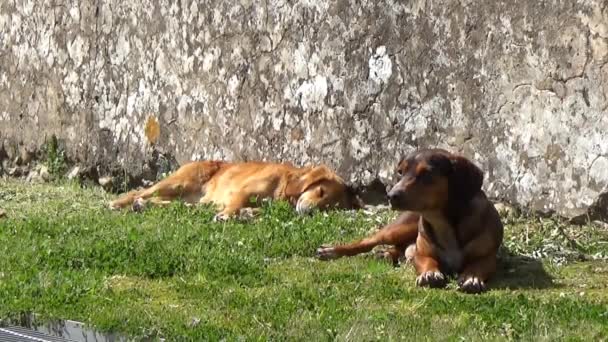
[284,173,306,200]
[284,166,333,199]
[448,154,484,202]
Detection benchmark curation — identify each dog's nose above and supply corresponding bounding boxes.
[387,189,400,201]
[387,188,406,209]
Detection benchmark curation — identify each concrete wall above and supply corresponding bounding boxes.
[1,0,607,220]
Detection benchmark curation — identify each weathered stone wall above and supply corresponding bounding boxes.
[1,0,607,219]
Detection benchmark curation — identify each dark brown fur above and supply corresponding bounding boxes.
[317,149,504,293]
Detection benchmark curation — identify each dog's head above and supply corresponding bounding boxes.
[387,149,483,212]
[285,165,364,214]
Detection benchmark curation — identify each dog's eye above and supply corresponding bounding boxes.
[396,169,403,177]
[319,187,325,198]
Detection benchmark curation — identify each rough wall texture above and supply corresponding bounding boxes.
[1,0,607,220]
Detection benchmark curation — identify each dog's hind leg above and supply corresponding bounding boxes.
[111,161,225,212]
[109,174,190,212]
[316,215,419,261]
[130,177,197,211]
[109,189,143,210]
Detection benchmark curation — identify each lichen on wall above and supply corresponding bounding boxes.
[1,0,607,220]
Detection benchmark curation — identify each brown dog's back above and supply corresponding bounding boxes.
[109,160,226,209]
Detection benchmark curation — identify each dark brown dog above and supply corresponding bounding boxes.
[317,149,504,293]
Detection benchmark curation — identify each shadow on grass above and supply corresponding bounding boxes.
[490,248,556,290]
[363,245,557,290]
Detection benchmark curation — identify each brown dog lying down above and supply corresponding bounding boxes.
[317,149,504,293]
[110,160,362,220]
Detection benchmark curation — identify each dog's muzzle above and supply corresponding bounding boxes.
[387,189,407,210]
[295,197,313,215]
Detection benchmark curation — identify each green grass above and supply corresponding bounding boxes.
[42,135,67,178]
[1,179,607,341]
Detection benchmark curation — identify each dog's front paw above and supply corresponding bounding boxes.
[213,213,231,222]
[132,198,145,212]
[457,276,486,294]
[238,208,260,220]
[416,270,447,288]
[316,245,339,261]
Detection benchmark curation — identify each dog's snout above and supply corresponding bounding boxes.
[387,185,408,210]
[387,182,404,200]
[387,189,399,201]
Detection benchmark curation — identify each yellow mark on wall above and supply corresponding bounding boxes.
[145,116,160,145]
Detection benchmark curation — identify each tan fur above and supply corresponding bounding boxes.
[109,160,361,219]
